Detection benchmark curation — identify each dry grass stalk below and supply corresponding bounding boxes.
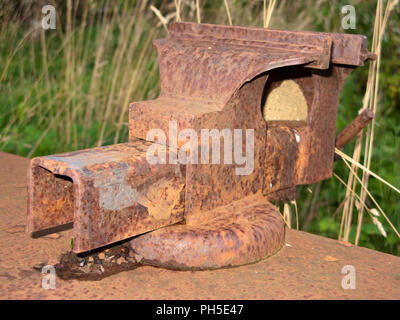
[150,6,170,32]
[282,203,292,229]
[291,200,299,230]
[224,0,233,26]
[1,1,161,157]
[335,148,400,196]
[175,0,182,22]
[337,151,400,239]
[339,0,398,244]
[263,0,277,28]
[196,0,201,23]
[334,173,388,238]
[114,28,158,144]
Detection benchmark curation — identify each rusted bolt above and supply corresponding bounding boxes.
[335,108,375,150]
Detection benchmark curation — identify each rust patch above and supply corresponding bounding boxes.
[27,141,186,253]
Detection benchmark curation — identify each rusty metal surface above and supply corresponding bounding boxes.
[27,141,185,253]
[168,22,373,67]
[130,193,285,270]
[336,109,375,149]
[130,23,371,143]
[129,23,374,212]
[294,67,346,185]
[184,75,268,219]
[2,152,400,299]
[263,126,299,195]
[157,23,332,104]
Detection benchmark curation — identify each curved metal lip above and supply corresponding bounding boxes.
[130,194,285,270]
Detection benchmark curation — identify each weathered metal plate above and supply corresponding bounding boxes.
[169,22,374,66]
[27,141,186,253]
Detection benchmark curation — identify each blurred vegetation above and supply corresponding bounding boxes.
[0,0,399,255]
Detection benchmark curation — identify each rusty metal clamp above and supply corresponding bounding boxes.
[27,22,374,270]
